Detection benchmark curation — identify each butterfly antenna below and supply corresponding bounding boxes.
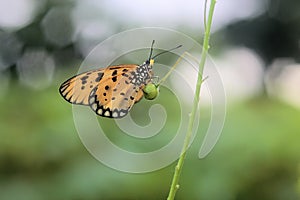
[148,40,155,60]
[151,45,182,60]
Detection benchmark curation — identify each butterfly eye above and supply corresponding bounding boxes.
[143,83,159,100]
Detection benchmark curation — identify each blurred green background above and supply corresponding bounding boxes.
[1,0,300,199]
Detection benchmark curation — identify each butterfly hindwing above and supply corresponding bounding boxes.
[89,65,144,118]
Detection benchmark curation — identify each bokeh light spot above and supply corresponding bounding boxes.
[0,31,23,70]
[41,7,74,47]
[17,49,55,90]
[265,58,300,109]
[0,0,42,31]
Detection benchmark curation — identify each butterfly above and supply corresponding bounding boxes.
[59,40,181,118]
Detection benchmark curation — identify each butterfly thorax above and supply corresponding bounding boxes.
[130,61,153,87]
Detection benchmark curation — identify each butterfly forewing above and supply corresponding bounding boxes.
[59,69,105,105]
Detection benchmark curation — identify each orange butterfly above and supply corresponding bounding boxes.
[59,41,181,118]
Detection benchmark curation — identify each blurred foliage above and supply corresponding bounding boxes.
[223,0,300,64]
[1,83,300,199]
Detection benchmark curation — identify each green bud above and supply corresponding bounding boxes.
[143,83,159,100]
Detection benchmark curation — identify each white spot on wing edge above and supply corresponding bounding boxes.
[120,111,126,117]
[91,103,97,111]
[112,112,118,118]
[97,108,103,115]
[89,96,95,104]
[104,111,110,117]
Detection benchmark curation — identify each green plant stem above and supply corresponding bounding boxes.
[167,1,217,199]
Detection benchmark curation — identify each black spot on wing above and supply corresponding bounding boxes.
[80,75,89,84]
[81,75,89,80]
[112,76,117,82]
[95,72,104,82]
[112,69,118,76]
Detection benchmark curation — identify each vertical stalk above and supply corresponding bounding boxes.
[167,0,217,199]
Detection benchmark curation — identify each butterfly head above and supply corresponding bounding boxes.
[149,59,154,66]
